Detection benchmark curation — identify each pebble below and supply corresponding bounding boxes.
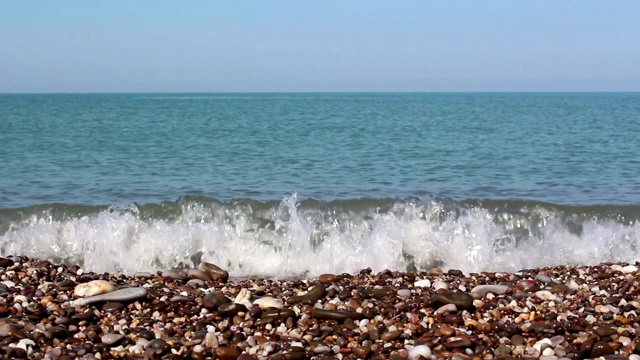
[147,338,168,352]
[311,308,364,320]
[314,344,331,353]
[353,345,372,358]
[185,268,212,281]
[397,288,412,299]
[590,341,614,357]
[0,257,14,268]
[318,274,337,284]
[435,303,458,314]
[470,284,509,296]
[535,274,553,284]
[381,330,401,341]
[234,288,253,308]
[434,291,474,311]
[253,296,284,309]
[2,256,639,360]
[433,280,449,291]
[101,333,125,346]
[202,293,231,310]
[69,287,147,307]
[74,280,116,297]
[218,302,247,317]
[199,262,229,282]
[162,269,188,280]
[102,301,124,312]
[408,345,431,360]
[286,283,326,304]
[216,346,241,360]
[0,322,22,337]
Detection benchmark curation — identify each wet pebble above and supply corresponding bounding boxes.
[434,291,474,311]
[199,262,229,282]
[101,333,124,346]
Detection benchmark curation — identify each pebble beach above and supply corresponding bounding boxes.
[1,256,640,360]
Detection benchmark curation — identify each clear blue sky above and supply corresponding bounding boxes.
[1,1,638,92]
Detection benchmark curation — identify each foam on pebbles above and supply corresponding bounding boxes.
[73,279,116,297]
[2,255,640,359]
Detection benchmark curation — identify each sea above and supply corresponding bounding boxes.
[1,93,639,278]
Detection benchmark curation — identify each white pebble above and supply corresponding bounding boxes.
[234,288,253,308]
[314,345,331,353]
[253,296,284,310]
[533,338,552,352]
[535,290,558,301]
[14,294,29,304]
[539,356,558,360]
[74,280,116,297]
[471,284,509,296]
[408,345,431,360]
[434,303,457,315]
[622,265,638,273]
[432,281,449,291]
[17,338,35,351]
[397,289,412,299]
[619,336,632,346]
[414,279,431,288]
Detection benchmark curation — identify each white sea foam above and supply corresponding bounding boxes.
[1,194,638,277]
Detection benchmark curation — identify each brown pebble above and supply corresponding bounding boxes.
[448,269,463,276]
[216,346,241,360]
[202,293,231,310]
[287,284,327,305]
[283,346,306,360]
[218,303,247,317]
[372,287,396,299]
[353,345,371,358]
[590,341,614,357]
[445,336,472,348]
[311,308,364,321]
[594,326,617,337]
[0,257,14,268]
[238,354,258,360]
[238,355,258,360]
[101,302,124,312]
[199,262,229,282]
[439,325,455,336]
[381,330,401,342]
[435,292,474,311]
[319,274,337,284]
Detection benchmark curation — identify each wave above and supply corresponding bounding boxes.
[1,194,639,277]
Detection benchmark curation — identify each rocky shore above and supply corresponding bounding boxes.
[1,256,640,360]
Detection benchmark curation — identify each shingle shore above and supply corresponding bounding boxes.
[1,255,640,360]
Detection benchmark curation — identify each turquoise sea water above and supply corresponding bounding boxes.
[1,93,639,276]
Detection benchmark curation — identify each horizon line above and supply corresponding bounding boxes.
[2,90,640,95]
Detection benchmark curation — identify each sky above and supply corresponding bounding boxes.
[1,1,639,93]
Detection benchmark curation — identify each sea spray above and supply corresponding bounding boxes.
[0,194,638,277]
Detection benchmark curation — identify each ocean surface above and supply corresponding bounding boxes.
[1,93,639,277]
